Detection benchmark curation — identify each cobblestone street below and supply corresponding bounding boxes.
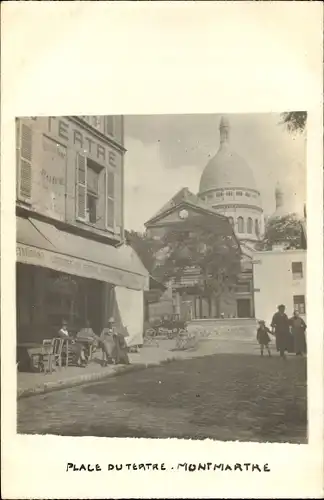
[18,353,307,443]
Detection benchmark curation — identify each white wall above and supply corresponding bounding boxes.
[253,249,306,326]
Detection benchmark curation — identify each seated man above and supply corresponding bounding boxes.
[76,320,100,362]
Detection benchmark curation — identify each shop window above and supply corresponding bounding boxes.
[237,216,244,233]
[292,262,303,280]
[293,295,306,315]
[247,217,253,234]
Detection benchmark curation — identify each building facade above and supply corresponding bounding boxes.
[253,248,306,325]
[16,116,148,345]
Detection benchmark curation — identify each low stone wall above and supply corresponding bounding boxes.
[187,318,258,341]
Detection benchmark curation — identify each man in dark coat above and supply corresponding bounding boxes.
[271,305,290,359]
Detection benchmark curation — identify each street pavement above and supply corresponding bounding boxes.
[17,351,307,443]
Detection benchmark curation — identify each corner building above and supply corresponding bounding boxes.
[16,116,148,345]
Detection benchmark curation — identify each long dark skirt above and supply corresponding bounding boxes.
[292,329,307,354]
[275,332,293,353]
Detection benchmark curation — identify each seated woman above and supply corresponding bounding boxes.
[59,319,87,367]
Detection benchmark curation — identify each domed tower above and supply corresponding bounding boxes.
[270,182,288,219]
[198,116,263,246]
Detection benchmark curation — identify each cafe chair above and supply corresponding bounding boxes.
[53,338,65,369]
[39,339,56,374]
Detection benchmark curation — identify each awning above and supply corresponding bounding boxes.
[16,217,149,291]
[114,286,144,346]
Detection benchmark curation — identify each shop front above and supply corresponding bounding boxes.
[16,216,149,346]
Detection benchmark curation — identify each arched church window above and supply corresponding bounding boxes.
[247,217,253,234]
[255,219,260,236]
[237,216,244,233]
[228,216,234,226]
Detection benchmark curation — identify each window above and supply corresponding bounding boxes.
[226,191,233,196]
[293,295,306,315]
[255,219,260,237]
[236,191,243,196]
[292,262,303,280]
[237,217,244,233]
[76,155,101,224]
[216,191,223,198]
[207,193,213,199]
[247,217,253,234]
[245,192,251,197]
[106,170,115,228]
[105,116,114,137]
[237,216,244,233]
[228,216,234,226]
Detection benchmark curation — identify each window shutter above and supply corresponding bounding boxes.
[18,123,32,200]
[106,170,115,228]
[76,153,87,219]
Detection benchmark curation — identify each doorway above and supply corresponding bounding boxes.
[237,299,251,318]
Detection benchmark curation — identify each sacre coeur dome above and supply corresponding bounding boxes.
[199,116,257,194]
[199,148,256,193]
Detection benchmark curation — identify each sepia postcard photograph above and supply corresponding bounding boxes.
[16,112,308,444]
[2,2,323,499]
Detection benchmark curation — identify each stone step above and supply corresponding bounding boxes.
[187,319,258,341]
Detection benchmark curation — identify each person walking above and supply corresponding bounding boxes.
[256,320,272,357]
[289,310,307,356]
[271,305,290,359]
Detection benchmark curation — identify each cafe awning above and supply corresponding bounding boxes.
[16,217,149,291]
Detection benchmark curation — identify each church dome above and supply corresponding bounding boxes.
[199,116,257,194]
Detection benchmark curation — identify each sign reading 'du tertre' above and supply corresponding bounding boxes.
[47,117,118,168]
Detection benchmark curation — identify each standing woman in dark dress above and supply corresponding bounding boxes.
[289,310,307,356]
[271,305,290,359]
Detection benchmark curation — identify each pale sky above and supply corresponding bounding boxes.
[123,113,306,232]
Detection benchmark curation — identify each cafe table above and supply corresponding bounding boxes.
[17,342,44,372]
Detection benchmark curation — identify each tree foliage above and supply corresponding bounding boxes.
[125,230,159,274]
[280,112,307,133]
[258,214,305,250]
[152,224,241,298]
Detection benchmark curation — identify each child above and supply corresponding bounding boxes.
[256,320,272,357]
